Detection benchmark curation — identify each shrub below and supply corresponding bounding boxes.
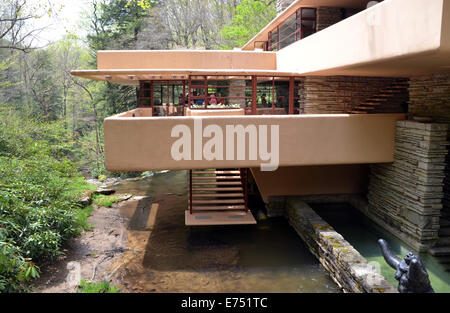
[0,112,95,292]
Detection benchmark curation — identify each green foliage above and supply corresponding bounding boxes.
[77,280,120,293]
[93,195,120,208]
[0,111,95,292]
[74,206,95,232]
[221,0,276,49]
[87,0,149,51]
[85,0,143,117]
[126,0,153,10]
[64,177,98,200]
[0,242,39,293]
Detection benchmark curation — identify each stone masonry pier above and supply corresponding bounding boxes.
[368,120,449,252]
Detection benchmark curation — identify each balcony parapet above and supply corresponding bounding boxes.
[104,112,405,172]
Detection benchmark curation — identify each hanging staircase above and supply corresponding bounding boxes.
[350,79,409,114]
[185,169,256,226]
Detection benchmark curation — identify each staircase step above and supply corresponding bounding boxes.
[429,247,450,257]
[192,199,245,205]
[192,176,241,180]
[353,106,376,110]
[192,187,243,192]
[192,170,240,175]
[192,205,246,211]
[350,111,368,114]
[360,102,382,106]
[192,181,242,186]
[387,86,408,90]
[192,193,244,198]
[185,210,256,226]
[435,237,450,247]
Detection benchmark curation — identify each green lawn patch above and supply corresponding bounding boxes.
[93,194,120,208]
[77,280,120,293]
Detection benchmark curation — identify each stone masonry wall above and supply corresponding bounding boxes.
[277,3,361,29]
[368,121,449,252]
[229,79,247,108]
[317,7,343,31]
[409,74,450,218]
[286,198,397,293]
[303,76,405,114]
[317,7,362,32]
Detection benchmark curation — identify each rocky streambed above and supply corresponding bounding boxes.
[35,171,339,293]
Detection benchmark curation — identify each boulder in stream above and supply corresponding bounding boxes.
[94,189,116,196]
[78,190,93,207]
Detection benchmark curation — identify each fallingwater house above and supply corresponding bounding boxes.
[72,0,450,292]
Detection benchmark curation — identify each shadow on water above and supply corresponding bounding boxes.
[312,203,450,293]
[112,171,340,293]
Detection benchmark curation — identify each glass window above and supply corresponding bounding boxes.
[301,8,316,19]
[267,8,316,51]
[301,20,316,29]
[189,76,252,109]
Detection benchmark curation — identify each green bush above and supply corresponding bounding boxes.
[0,112,95,292]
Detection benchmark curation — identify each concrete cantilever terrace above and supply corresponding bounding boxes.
[70,0,450,214]
[275,0,450,76]
[72,0,450,84]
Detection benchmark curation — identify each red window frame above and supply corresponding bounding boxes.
[188,75,254,109]
[268,7,317,51]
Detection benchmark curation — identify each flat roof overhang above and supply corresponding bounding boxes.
[97,50,276,70]
[242,0,375,51]
[71,49,279,85]
[70,69,300,86]
[71,0,450,83]
[277,0,450,77]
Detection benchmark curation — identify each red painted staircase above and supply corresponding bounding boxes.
[185,169,256,226]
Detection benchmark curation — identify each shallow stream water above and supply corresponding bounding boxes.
[312,203,450,293]
[110,171,339,293]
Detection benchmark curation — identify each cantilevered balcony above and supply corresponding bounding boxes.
[104,112,404,172]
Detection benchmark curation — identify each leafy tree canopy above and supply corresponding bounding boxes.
[221,0,276,49]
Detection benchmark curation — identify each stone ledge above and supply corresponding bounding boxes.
[285,197,397,293]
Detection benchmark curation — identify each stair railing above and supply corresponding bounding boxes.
[189,170,193,214]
